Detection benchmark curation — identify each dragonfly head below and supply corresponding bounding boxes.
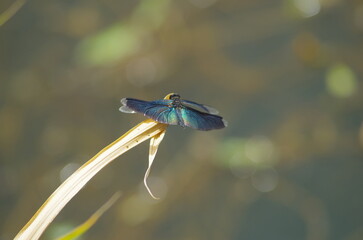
[164,93,180,100]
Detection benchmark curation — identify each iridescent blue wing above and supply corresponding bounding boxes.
[144,102,179,125]
[120,98,165,114]
[180,100,219,114]
[179,107,227,131]
[119,98,179,125]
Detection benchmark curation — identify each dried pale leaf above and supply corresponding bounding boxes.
[15,119,167,240]
[56,192,121,240]
[144,130,166,199]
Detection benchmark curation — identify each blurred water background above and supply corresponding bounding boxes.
[0,0,362,239]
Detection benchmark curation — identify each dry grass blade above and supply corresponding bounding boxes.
[15,119,167,240]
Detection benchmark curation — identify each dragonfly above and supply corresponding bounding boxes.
[119,93,227,131]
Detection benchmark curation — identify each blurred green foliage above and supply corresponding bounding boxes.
[76,0,170,66]
[1,0,362,240]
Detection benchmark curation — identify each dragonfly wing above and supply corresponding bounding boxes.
[145,106,179,125]
[120,98,162,113]
[180,108,227,131]
[119,99,136,113]
[120,98,179,125]
[181,100,219,114]
[120,98,169,114]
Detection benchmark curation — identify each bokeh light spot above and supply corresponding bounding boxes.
[245,136,278,165]
[59,163,81,182]
[292,33,323,66]
[216,138,249,168]
[217,137,279,179]
[119,194,156,225]
[251,168,279,192]
[293,0,321,18]
[326,63,358,98]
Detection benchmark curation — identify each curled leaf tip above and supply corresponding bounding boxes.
[144,130,166,199]
[144,173,160,200]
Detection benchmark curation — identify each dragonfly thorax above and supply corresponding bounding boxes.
[171,98,182,108]
[169,93,183,108]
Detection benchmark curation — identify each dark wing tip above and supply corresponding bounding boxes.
[119,98,136,113]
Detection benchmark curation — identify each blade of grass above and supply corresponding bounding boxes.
[15,119,167,240]
[0,0,27,27]
[55,192,122,240]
